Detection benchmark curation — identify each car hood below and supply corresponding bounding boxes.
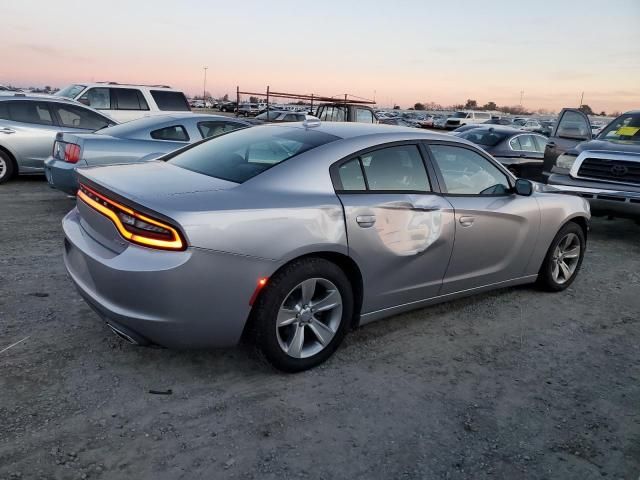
[571,138,640,155]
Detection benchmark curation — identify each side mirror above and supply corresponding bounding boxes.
[514,178,533,196]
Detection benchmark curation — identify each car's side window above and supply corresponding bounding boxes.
[52,104,112,130]
[78,88,111,110]
[509,137,522,151]
[197,121,246,138]
[113,88,149,111]
[337,158,366,191]
[7,101,53,125]
[355,108,374,123]
[361,145,430,191]
[150,125,189,141]
[532,135,547,153]
[0,102,9,119]
[429,144,510,195]
[513,135,537,152]
[284,114,298,122]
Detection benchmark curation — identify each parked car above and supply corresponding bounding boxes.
[378,117,416,127]
[253,110,309,122]
[237,103,262,117]
[521,119,543,132]
[63,122,589,372]
[218,102,237,113]
[0,95,116,184]
[444,111,492,130]
[432,115,447,129]
[544,108,640,220]
[457,126,549,181]
[418,115,435,128]
[315,103,378,123]
[484,118,513,126]
[45,114,251,194]
[54,82,191,123]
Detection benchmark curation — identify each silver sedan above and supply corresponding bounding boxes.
[45,114,252,194]
[62,122,590,371]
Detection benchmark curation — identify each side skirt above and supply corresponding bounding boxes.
[358,275,538,326]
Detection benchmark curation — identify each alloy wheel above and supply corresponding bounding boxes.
[276,278,343,359]
[0,157,6,180]
[551,232,581,284]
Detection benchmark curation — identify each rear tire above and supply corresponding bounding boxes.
[537,222,585,292]
[252,258,353,372]
[0,150,16,184]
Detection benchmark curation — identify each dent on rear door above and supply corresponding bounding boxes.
[339,193,456,313]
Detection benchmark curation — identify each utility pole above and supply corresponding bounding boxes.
[519,90,524,108]
[579,91,584,107]
[203,66,208,102]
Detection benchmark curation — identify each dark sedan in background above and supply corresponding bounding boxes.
[457,127,548,181]
[45,114,251,194]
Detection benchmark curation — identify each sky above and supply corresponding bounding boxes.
[1,0,639,113]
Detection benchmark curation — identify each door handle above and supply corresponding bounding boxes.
[0,127,15,134]
[356,215,376,228]
[459,216,475,227]
[546,142,555,149]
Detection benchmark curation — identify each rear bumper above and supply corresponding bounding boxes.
[62,207,276,348]
[44,157,78,195]
[547,174,640,220]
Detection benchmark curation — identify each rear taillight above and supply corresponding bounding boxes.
[53,141,81,163]
[77,183,186,251]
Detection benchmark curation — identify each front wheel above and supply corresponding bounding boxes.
[252,258,353,372]
[537,222,586,291]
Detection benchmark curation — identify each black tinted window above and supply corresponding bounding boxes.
[360,145,430,191]
[113,89,148,110]
[197,121,246,138]
[0,102,8,119]
[52,104,112,130]
[150,125,189,141]
[7,101,53,125]
[151,91,190,111]
[169,127,339,183]
[338,158,366,190]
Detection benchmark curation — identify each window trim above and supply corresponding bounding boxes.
[330,140,437,194]
[150,124,190,142]
[423,140,516,197]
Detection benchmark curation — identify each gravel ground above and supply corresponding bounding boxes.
[1,178,639,480]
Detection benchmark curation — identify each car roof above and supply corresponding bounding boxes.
[265,121,465,142]
[0,94,83,105]
[463,125,539,135]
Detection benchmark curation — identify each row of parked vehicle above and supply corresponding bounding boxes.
[1,82,638,223]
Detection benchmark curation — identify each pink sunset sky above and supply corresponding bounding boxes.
[2,0,638,113]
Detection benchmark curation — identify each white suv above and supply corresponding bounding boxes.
[445,111,492,130]
[54,82,191,122]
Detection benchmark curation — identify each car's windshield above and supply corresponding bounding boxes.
[451,112,467,118]
[168,126,340,183]
[55,84,86,99]
[459,129,509,147]
[598,113,640,142]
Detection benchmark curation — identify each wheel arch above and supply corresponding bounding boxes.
[0,144,18,177]
[242,250,365,341]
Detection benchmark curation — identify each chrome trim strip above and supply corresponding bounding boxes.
[549,184,640,199]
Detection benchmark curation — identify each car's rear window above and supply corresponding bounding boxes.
[150,90,191,111]
[460,129,509,147]
[168,126,340,183]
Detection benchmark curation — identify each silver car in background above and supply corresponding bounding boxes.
[0,95,116,183]
[45,114,252,194]
[63,122,590,372]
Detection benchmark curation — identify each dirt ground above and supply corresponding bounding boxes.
[1,178,639,480]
